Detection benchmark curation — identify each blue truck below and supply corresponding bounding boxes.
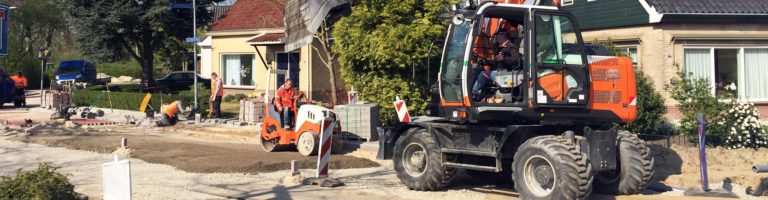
[0,69,15,108]
[56,60,102,85]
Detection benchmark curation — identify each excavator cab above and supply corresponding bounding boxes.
[437,2,635,123]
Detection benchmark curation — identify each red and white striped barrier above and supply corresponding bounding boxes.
[347,91,358,105]
[317,117,336,178]
[394,96,411,122]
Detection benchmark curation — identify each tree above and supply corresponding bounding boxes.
[66,0,222,87]
[332,0,456,124]
[0,0,72,89]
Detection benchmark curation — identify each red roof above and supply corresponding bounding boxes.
[247,33,285,44]
[210,0,286,32]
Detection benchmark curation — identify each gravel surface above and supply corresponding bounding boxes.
[0,137,485,200]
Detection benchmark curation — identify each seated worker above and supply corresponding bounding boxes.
[275,79,298,129]
[472,28,522,99]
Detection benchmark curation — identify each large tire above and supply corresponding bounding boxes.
[393,128,457,191]
[513,135,593,200]
[593,131,654,195]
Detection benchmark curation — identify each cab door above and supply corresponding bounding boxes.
[530,11,589,108]
[439,20,472,107]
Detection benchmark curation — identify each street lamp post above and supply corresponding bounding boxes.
[192,0,198,110]
[172,1,199,110]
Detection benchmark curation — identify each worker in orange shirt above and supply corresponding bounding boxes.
[275,79,298,129]
[210,72,224,118]
[10,72,27,108]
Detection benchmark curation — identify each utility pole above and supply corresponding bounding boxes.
[193,0,198,110]
[173,1,199,109]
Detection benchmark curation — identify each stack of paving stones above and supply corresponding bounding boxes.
[334,104,380,141]
[239,98,264,124]
[43,91,72,109]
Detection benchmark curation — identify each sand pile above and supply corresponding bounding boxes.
[652,144,768,189]
[112,147,133,158]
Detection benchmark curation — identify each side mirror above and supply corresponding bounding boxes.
[452,14,465,26]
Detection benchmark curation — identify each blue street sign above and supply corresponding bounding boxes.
[170,3,193,9]
[185,37,201,43]
[0,5,9,56]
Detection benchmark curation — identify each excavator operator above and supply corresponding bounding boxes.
[472,26,522,100]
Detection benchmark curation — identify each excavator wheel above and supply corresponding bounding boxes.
[593,131,653,195]
[393,127,457,191]
[513,135,593,200]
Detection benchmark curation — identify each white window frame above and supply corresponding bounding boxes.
[683,46,768,103]
[219,53,257,88]
[562,0,574,6]
[616,46,640,69]
[274,51,300,90]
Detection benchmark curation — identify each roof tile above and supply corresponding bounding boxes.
[647,0,768,14]
[211,0,286,32]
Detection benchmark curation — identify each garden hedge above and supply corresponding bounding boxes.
[74,83,210,112]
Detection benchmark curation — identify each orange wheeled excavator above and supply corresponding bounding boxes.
[379,0,652,199]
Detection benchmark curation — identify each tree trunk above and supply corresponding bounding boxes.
[140,27,157,89]
[141,55,156,88]
[326,54,338,106]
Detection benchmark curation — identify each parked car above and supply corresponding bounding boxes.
[155,71,211,91]
[56,60,106,85]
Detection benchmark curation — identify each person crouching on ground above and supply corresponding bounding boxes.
[10,72,27,108]
[157,100,185,126]
[210,72,224,118]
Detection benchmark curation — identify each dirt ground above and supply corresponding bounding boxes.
[10,134,379,174]
[652,144,768,191]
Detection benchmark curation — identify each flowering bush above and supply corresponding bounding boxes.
[721,100,768,149]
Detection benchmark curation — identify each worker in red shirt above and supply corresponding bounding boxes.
[275,79,298,129]
[210,72,224,118]
[10,72,27,108]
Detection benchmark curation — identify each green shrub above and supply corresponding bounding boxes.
[97,60,141,78]
[720,100,768,149]
[623,70,667,135]
[223,93,248,103]
[0,163,78,200]
[666,70,728,137]
[74,83,210,112]
[85,84,144,93]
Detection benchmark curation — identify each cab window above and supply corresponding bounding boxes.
[534,14,583,66]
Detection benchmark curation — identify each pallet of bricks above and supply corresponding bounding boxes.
[334,104,380,142]
[43,91,72,109]
[239,98,265,124]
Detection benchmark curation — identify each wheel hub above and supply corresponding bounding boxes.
[534,165,554,188]
[402,143,428,177]
[523,155,557,197]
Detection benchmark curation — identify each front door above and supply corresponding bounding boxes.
[276,52,300,89]
[531,11,589,107]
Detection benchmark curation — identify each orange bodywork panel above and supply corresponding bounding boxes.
[538,72,566,102]
[441,96,472,107]
[588,57,637,122]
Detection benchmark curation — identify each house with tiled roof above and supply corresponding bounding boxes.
[561,0,768,119]
[199,0,344,103]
